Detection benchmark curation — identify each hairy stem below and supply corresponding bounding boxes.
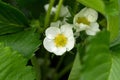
[44,0,55,28]
[54,0,64,21]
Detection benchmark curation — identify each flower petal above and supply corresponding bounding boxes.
[50,21,61,27]
[73,12,82,25]
[66,37,75,51]
[90,22,100,31]
[80,7,98,22]
[78,23,89,31]
[43,37,57,52]
[85,8,98,22]
[86,29,96,36]
[74,23,88,32]
[44,4,49,11]
[86,22,100,35]
[53,47,66,55]
[60,24,73,37]
[60,5,70,17]
[78,7,88,15]
[45,27,60,39]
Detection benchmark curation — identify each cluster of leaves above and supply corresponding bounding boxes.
[68,0,120,80]
[0,0,120,80]
[0,0,41,80]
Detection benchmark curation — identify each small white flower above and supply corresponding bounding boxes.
[44,4,70,17]
[59,5,71,17]
[73,7,100,36]
[44,4,56,14]
[43,24,75,55]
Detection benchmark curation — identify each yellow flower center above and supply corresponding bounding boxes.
[54,34,67,47]
[76,17,90,25]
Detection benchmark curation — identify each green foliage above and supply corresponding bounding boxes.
[16,0,48,19]
[108,52,120,80]
[105,0,120,41]
[69,31,112,80]
[69,30,120,80]
[68,44,82,80]
[107,15,120,41]
[0,0,120,80]
[0,1,29,35]
[104,0,119,15]
[79,31,111,80]
[0,43,35,80]
[0,30,41,58]
[77,0,105,14]
[109,33,120,80]
[110,34,120,52]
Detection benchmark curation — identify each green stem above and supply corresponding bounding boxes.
[44,0,55,28]
[54,0,64,21]
[31,56,41,80]
[106,16,109,31]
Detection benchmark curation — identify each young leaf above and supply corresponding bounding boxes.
[0,1,29,35]
[0,30,41,59]
[0,43,35,80]
[80,31,112,80]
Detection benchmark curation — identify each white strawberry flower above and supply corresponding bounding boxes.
[44,4,56,15]
[73,7,100,36]
[43,24,75,55]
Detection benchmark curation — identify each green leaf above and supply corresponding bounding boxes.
[104,0,119,15]
[106,0,120,41]
[110,0,120,52]
[0,1,29,35]
[77,0,105,14]
[0,30,41,58]
[109,32,120,80]
[16,0,47,18]
[107,15,119,42]
[108,52,120,80]
[79,31,112,80]
[110,34,120,52]
[0,43,35,80]
[68,44,82,80]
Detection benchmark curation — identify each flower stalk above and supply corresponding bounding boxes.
[44,0,55,28]
[54,0,64,21]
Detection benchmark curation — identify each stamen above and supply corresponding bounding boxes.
[54,34,67,47]
[76,17,90,25]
